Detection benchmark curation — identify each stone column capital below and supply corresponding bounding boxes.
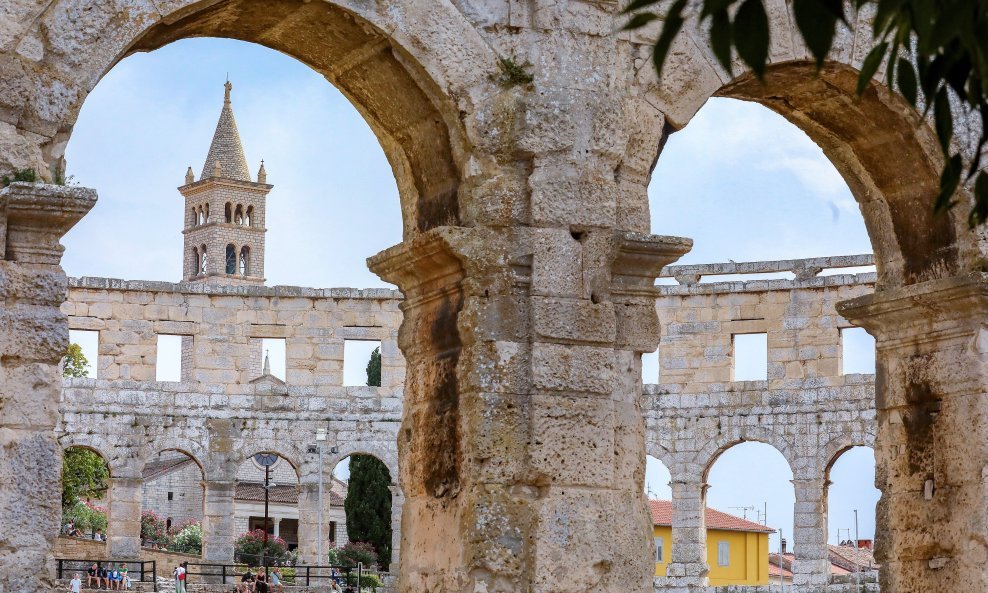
[0,182,96,264]
[838,274,988,343]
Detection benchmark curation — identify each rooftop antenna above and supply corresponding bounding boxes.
[730,505,755,520]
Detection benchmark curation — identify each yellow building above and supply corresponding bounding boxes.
[649,499,773,585]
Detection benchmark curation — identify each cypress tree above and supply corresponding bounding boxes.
[343,455,392,569]
[342,346,391,567]
[366,346,381,387]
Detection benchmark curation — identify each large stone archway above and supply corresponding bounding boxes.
[2,3,988,593]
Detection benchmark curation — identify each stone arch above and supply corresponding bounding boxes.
[822,436,878,484]
[696,428,796,482]
[224,202,233,224]
[5,0,500,238]
[59,434,121,476]
[136,439,208,479]
[636,15,986,289]
[326,445,398,483]
[239,444,304,479]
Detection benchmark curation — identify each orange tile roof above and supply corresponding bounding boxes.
[648,499,776,533]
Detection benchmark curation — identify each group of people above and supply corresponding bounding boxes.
[67,563,130,591]
[236,567,285,593]
[62,521,105,541]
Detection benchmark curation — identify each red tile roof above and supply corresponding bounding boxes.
[142,455,198,481]
[648,499,776,533]
[235,482,300,504]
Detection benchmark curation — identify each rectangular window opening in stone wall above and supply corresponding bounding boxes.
[840,327,876,375]
[343,339,382,387]
[654,536,663,562]
[68,329,99,378]
[732,333,767,381]
[642,349,659,384]
[155,334,191,382]
[261,337,286,380]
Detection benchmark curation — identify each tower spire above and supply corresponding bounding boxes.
[201,80,251,182]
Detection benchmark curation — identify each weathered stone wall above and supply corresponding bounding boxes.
[54,255,881,592]
[647,258,878,592]
[141,458,204,527]
[3,1,988,591]
[57,279,405,567]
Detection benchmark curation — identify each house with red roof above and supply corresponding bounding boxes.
[649,499,775,586]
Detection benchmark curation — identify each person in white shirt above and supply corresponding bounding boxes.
[69,573,82,593]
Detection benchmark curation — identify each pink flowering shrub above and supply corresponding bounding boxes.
[234,529,289,565]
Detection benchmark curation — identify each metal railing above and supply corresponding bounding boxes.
[184,560,366,590]
[56,559,157,591]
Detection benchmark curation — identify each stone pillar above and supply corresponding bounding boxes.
[369,227,690,593]
[839,276,988,593]
[106,476,143,558]
[273,518,281,538]
[202,480,236,563]
[664,478,708,587]
[0,183,95,593]
[389,484,403,573]
[790,477,829,591]
[296,481,320,565]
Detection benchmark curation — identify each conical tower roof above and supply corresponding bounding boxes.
[201,80,251,182]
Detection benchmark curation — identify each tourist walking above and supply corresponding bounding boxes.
[172,563,186,593]
[69,573,82,593]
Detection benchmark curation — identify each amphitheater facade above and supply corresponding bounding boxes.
[2,1,987,593]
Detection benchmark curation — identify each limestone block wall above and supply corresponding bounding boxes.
[54,256,879,590]
[61,278,405,388]
[57,279,405,565]
[647,257,878,592]
[141,460,204,527]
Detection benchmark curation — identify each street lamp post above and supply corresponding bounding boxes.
[254,453,279,573]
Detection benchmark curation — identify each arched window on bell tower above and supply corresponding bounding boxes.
[191,247,199,275]
[235,204,244,225]
[245,206,253,227]
[225,202,233,223]
[204,203,210,223]
[239,246,250,276]
[225,244,237,275]
[200,245,208,274]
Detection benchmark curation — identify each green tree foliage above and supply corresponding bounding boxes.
[62,447,109,509]
[62,500,107,534]
[366,346,381,387]
[63,343,90,378]
[171,521,203,555]
[343,456,392,569]
[622,0,988,226]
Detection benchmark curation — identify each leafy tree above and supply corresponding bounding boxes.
[62,500,107,534]
[343,455,392,569]
[62,447,109,509]
[622,0,988,226]
[63,343,89,378]
[366,346,381,387]
[332,541,378,567]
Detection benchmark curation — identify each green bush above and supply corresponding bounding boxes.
[342,572,382,591]
[62,500,107,534]
[170,522,202,555]
[332,541,377,567]
[234,530,289,565]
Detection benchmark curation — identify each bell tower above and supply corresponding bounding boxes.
[179,80,271,286]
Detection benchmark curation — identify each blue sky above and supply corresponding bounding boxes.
[63,38,879,548]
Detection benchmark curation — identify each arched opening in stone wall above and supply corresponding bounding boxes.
[644,455,672,577]
[826,447,879,555]
[649,97,872,270]
[704,442,793,585]
[140,449,205,555]
[60,446,111,540]
[330,454,395,570]
[234,452,301,561]
[62,37,404,288]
